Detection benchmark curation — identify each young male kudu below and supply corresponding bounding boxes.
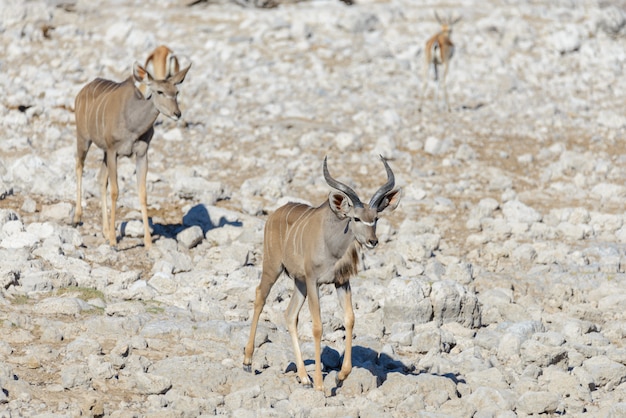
[243,156,402,391]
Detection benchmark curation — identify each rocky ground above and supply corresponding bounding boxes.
[2,0,626,416]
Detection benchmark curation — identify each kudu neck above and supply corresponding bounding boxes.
[321,200,354,254]
[127,78,161,130]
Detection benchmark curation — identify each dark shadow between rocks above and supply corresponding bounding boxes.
[327,345,464,396]
[281,345,416,388]
[120,203,243,243]
[275,345,464,397]
[333,345,415,383]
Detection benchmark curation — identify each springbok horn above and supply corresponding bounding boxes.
[434,10,442,24]
[369,156,395,209]
[323,157,364,208]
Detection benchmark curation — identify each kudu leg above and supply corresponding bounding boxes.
[306,282,324,391]
[97,156,109,241]
[73,141,90,226]
[335,282,355,386]
[285,280,310,387]
[135,153,152,249]
[106,152,119,247]
[243,266,282,372]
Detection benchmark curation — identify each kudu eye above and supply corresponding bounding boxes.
[353,217,361,223]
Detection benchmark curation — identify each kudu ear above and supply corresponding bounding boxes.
[133,62,154,98]
[168,55,180,76]
[133,62,153,83]
[376,188,402,213]
[329,191,352,219]
[170,63,191,85]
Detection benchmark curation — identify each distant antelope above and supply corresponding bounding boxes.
[243,156,402,391]
[144,45,180,80]
[418,12,461,112]
[73,61,191,249]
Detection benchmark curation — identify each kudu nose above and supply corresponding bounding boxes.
[368,239,378,248]
[174,110,182,119]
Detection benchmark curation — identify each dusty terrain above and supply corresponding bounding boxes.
[2,0,626,416]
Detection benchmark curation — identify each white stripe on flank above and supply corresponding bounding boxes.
[94,82,118,140]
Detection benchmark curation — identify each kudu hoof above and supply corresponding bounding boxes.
[296,376,313,388]
[243,364,252,373]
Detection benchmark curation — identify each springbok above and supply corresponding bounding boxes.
[418,12,461,112]
[144,45,180,80]
[73,61,191,249]
[243,156,402,391]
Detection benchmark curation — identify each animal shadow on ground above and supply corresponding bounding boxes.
[120,203,242,243]
[300,345,463,396]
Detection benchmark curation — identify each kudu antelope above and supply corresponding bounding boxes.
[418,12,461,112]
[144,45,180,80]
[73,61,191,249]
[243,156,402,391]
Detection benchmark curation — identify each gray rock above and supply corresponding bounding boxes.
[414,373,459,408]
[20,197,36,213]
[61,364,91,389]
[310,406,360,418]
[334,132,359,151]
[155,239,194,273]
[383,277,432,329]
[466,368,509,390]
[548,25,582,54]
[40,202,73,222]
[105,301,146,317]
[176,225,204,249]
[134,372,172,395]
[501,200,542,224]
[540,367,591,402]
[20,270,75,292]
[516,391,561,415]
[605,403,626,418]
[466,386,516,411]
[424,136,452,155]
[121,219,148,238]
[0,362,15,388]
[40,325,64,343]
[582,356,626,389]
[288,387,326,409]
[148,271,178,295]
[442,261,474,285]
[87,354,116,379]
[430,280,481,328]
[174,177,226,203]
[371,372,420,409]
[591,183,626,201]
[520,339,568,368]
[35,297,88,315]
[1,218,39,249]
[65,337,102,361]
[335,366,378,396]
